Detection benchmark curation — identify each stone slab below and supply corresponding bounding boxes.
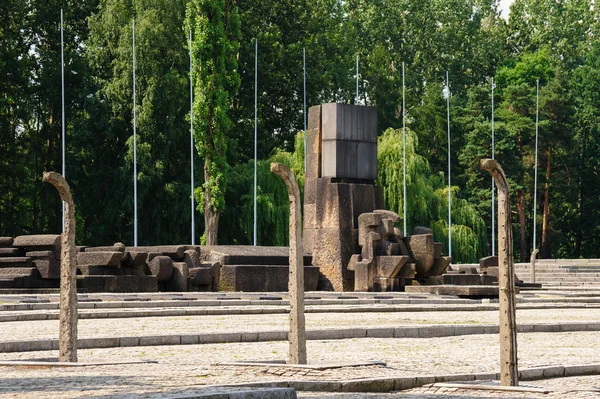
[0,237,14,247]
[165,262,188,292]
[0,248,24,257]
[146,256,173,282]
[219,265,319,292]
[85,246,125,253]
[202,246,311,266]
[0,267,38,277]
[126,246,196,260]
[189,267,212,286]
[405,285,517,298]
[77,251,123,267]
[0,257,33,268]
[13,235,60,249]
[78,265,121,276]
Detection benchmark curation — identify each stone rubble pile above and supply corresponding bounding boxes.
[0,235,219,292]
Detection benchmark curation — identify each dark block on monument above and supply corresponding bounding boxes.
[320,103,378,180]
[218,265,319,292]
[321,103,378,143]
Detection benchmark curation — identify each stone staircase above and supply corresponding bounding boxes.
[514,259,600,287]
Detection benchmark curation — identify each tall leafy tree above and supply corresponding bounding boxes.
[86,0,192,245]
[378,127,487,263]
[186,0,240,245]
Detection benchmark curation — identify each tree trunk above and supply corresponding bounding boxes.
[203,160,219,245]
[541,145,551,258]
[517,190,527,262]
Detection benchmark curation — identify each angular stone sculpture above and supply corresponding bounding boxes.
[270,162,307,365]
[43,171,78,362]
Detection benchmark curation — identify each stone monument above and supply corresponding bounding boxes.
[304,104,451,292]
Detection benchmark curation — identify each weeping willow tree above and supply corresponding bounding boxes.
[219,133,305,245]
[378,128,487,263]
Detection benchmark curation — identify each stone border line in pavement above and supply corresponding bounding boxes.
[2,303,600,323]
[1,321,599,353]
[0,359,157,367]
[171,363,600,393]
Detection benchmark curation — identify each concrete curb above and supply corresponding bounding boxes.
[174,363,600,393]
[1,322,599,353]
[2,303,600,322]
[3,295,600,313]
[171,387,297,399]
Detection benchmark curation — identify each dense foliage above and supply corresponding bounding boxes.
[1,0,599,262]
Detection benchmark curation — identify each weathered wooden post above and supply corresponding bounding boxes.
[530,248,539,284]
[270,163,307,364]
[480,159,518,386]
[43,171,78,362]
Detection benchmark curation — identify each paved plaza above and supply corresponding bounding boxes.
[0,290,599,398]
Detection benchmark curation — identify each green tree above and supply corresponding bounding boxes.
[378,127,487,263]
[86,0,192,245]
[186,0,240,245]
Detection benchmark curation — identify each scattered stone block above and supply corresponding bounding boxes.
[0,248,23,257]
[0,237,14,247]
[146,256,173,282]
[13,235,61,259]
[106,275,157,293]
[128,251,148,266]
[127,246,188,260]
[189,267,212,286]
[78,265,120,276]
[0,257,33,268]
[26,251,60,279]
[113,242,126,251]
[183,249,201,269]
[0,267,39,277]
[412,226,433,235]
[165,262,188,292]
[77,251,123,267]
[480,256,499,269]
[76,276,116,292]
[219,265,319,292]
[85,246,125,253]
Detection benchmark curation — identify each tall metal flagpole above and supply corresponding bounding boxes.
[61,9,65,232]
[402,62,407,236]
[189,30,195,245]
[253,39,258,246]
[355,55,359,104]
[133,19,138,247]
[491,77,496,256]
[444,71,452,258]
[533,79,539,251]
[303,47,307,173]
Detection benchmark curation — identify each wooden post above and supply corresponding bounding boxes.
[480,159,518,386]
[43,171,78,362]
[530,249,539,284]
[270,163,307,364]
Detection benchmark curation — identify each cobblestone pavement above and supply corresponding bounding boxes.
[1,308,599,341]
[0,332,599,398]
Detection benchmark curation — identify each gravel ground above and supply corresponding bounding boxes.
[1,308,599,342]
[0,332,598,398]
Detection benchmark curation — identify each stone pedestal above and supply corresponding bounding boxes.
[304,104,382,291]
